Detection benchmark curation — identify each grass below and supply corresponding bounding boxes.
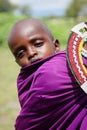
[0,46,20,130]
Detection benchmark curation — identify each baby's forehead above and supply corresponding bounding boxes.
[8,19,53,46]
[12,20,46,35]
[12,23,51,41]
[14,19,44,29]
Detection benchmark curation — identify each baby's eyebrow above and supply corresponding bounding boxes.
[28,36,43,43]
[15,46,25,51]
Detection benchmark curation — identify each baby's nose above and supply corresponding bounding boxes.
[27,47,37,59]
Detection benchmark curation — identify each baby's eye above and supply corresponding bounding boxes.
[34,41,44,47]
[16,50,25,59]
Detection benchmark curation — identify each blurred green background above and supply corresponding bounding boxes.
[0,0,87,129]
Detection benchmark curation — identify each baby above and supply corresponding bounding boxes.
[8,18,60,67]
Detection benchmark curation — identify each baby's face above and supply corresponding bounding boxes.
[8,22,59,67]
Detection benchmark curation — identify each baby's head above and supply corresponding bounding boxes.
[8,18,60,67]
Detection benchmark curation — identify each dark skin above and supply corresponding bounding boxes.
[84,42,87,50]
[8,18,60,67]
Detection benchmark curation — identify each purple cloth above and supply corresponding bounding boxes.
[15,50,87,130]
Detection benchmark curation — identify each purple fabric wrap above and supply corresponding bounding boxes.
[15,50,87,130]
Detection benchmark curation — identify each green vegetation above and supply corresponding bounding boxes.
[0,46,20,130]
[66,0,87,18]
[0,0,31,16]
[0,13,83,130]
[0,0,17,12]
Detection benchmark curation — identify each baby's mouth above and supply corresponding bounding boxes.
[30,58,41,64]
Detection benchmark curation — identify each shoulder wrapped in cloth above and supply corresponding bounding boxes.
[15,50,87,130]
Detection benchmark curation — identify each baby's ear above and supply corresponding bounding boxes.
[53,39,60,53]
